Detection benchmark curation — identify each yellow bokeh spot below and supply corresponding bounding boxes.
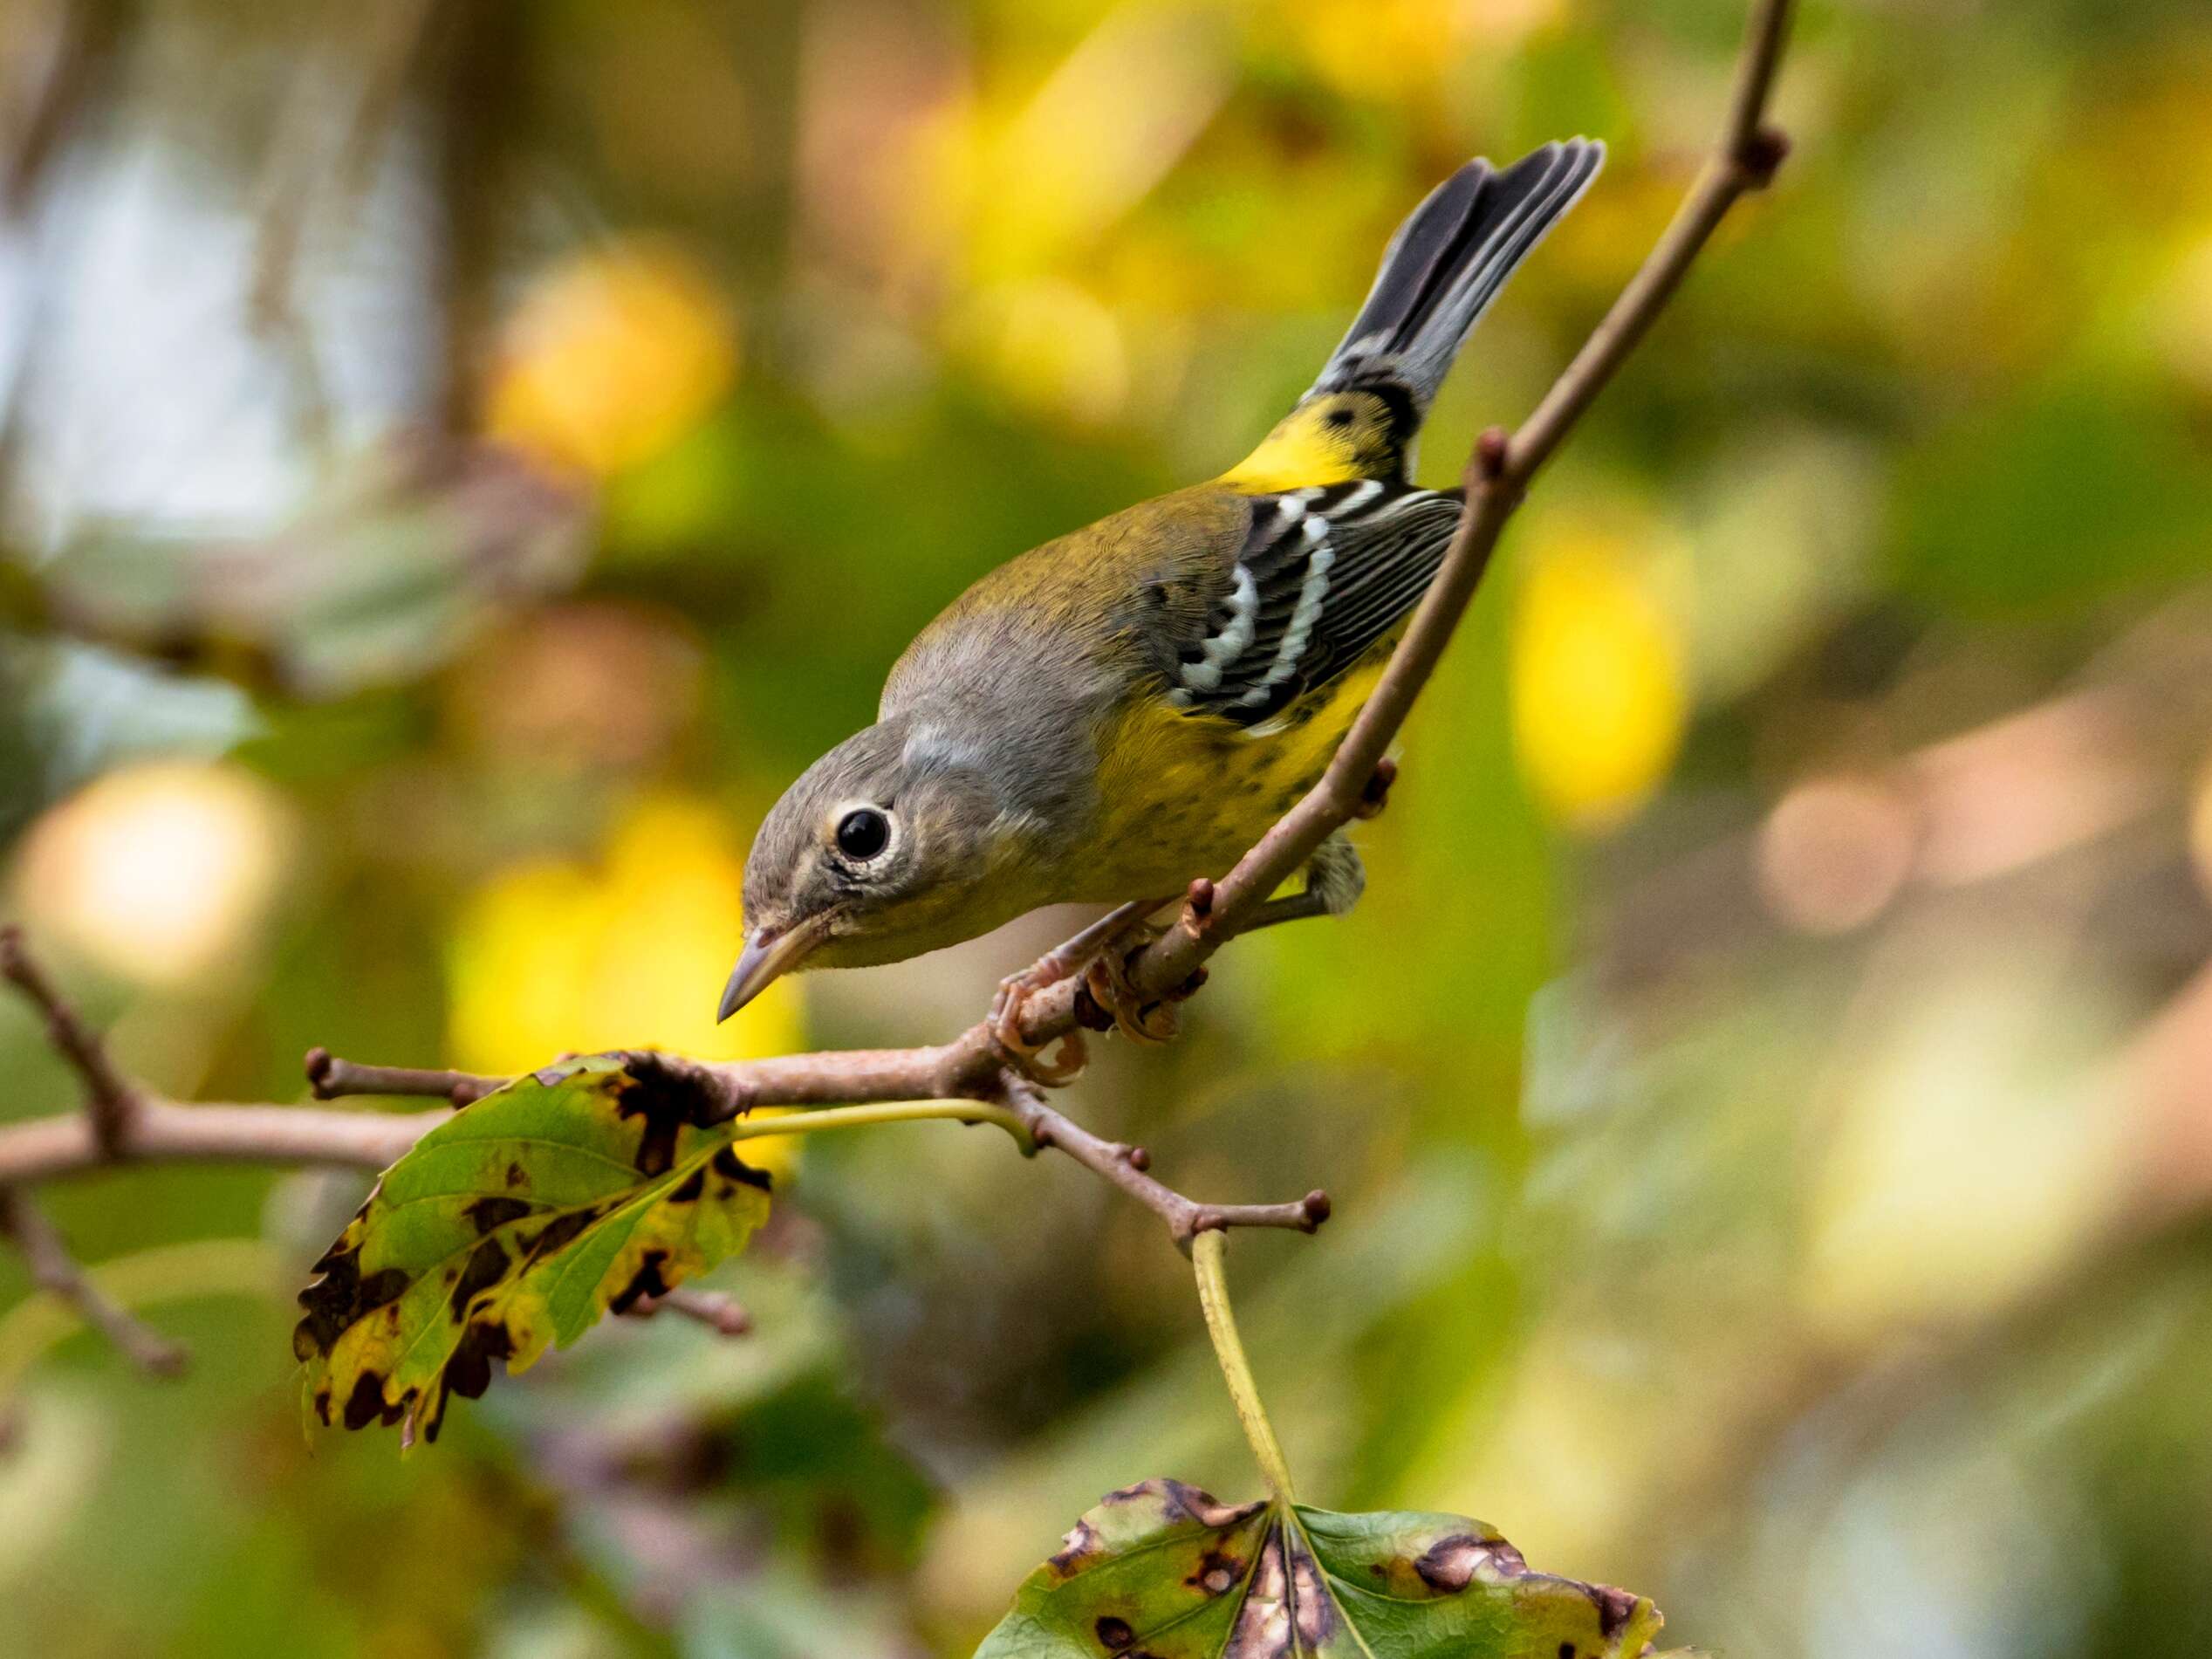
[486,242,737,480]
[1799,969,2130,1345]
[953,278,1130,427]
[1279,0,1456,99]
[954,6,1233,280]
[11,761,294,986]
[2191,752,2212,902]
[2156,231,2212,396]
[1510,530,1687,832]
[447,795,801,1077]
[1273,0,1558,99]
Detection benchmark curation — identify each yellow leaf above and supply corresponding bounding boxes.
[296,1057,773,1446]
[952,278,1130,427]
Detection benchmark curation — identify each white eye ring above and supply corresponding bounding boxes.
[829,800,898,865]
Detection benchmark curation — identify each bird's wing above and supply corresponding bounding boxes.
[1166,483,1463,728]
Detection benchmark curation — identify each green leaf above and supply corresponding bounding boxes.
[291,1053,770,1447]
[978,1478,1675,1658]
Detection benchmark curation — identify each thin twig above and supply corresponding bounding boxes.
[303,1032,1008,1114]
[1510,24,1791,477]
[625,1287,752,1338]
[1005,1077,1331,1251]
[1,924,139,1155]
[0,1189,187,1377]
[305,1046,504,1107]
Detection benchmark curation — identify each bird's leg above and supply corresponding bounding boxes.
[990,899,1162,1084]
[1084,837,1369,1043]
[1082,908,1185,1045]
[1229,760,1389,936]
[1237,833,1367,935]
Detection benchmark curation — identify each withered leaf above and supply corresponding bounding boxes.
[976,1477,1682,1658]
[293,1054,769,1448]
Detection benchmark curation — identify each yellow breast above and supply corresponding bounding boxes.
[1078,641,1394,901]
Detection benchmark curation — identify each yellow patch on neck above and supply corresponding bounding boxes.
[1219,391,1405,493]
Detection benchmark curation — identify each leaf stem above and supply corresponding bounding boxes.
[1191,1230,1297,1506]
[725,1097,1031,1146]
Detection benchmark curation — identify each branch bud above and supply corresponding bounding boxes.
[1473,426,1511,483]
[1736,123,1790,187]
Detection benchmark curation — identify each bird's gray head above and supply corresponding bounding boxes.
[717,717,1018,1020]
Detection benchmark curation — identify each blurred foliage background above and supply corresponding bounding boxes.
[3,0,2211,1654]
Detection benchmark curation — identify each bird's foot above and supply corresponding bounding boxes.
[1082,921,1183,1044]
[987,899,1161,1086]
[1240,833,1368,935]
[989,972,1089,1087]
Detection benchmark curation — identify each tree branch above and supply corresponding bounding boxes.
[0,1189,188,1377]
[0,931,1327,1255]
[1003,1077,1331,1250]
[1,924,140,1155]
[0,1096,443,1186]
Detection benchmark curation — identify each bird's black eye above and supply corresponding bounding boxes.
[835,806,891,861]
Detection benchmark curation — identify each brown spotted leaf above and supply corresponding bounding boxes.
[977,1478,1681,1658]
[293,1053,770,1447]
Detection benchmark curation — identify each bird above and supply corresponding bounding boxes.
[721,139,1604,1053]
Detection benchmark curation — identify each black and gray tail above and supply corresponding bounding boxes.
[1310,138,1603,413]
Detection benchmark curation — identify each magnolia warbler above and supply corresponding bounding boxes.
[722,140,1603,1029]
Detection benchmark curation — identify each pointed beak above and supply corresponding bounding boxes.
[716,915,832,1023]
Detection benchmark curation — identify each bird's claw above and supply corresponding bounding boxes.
[987,897,1180,1080]
[990,970,1090,1087]
[1082,926,1180,1044]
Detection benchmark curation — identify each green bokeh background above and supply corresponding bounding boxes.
[3,1,2212,1655]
